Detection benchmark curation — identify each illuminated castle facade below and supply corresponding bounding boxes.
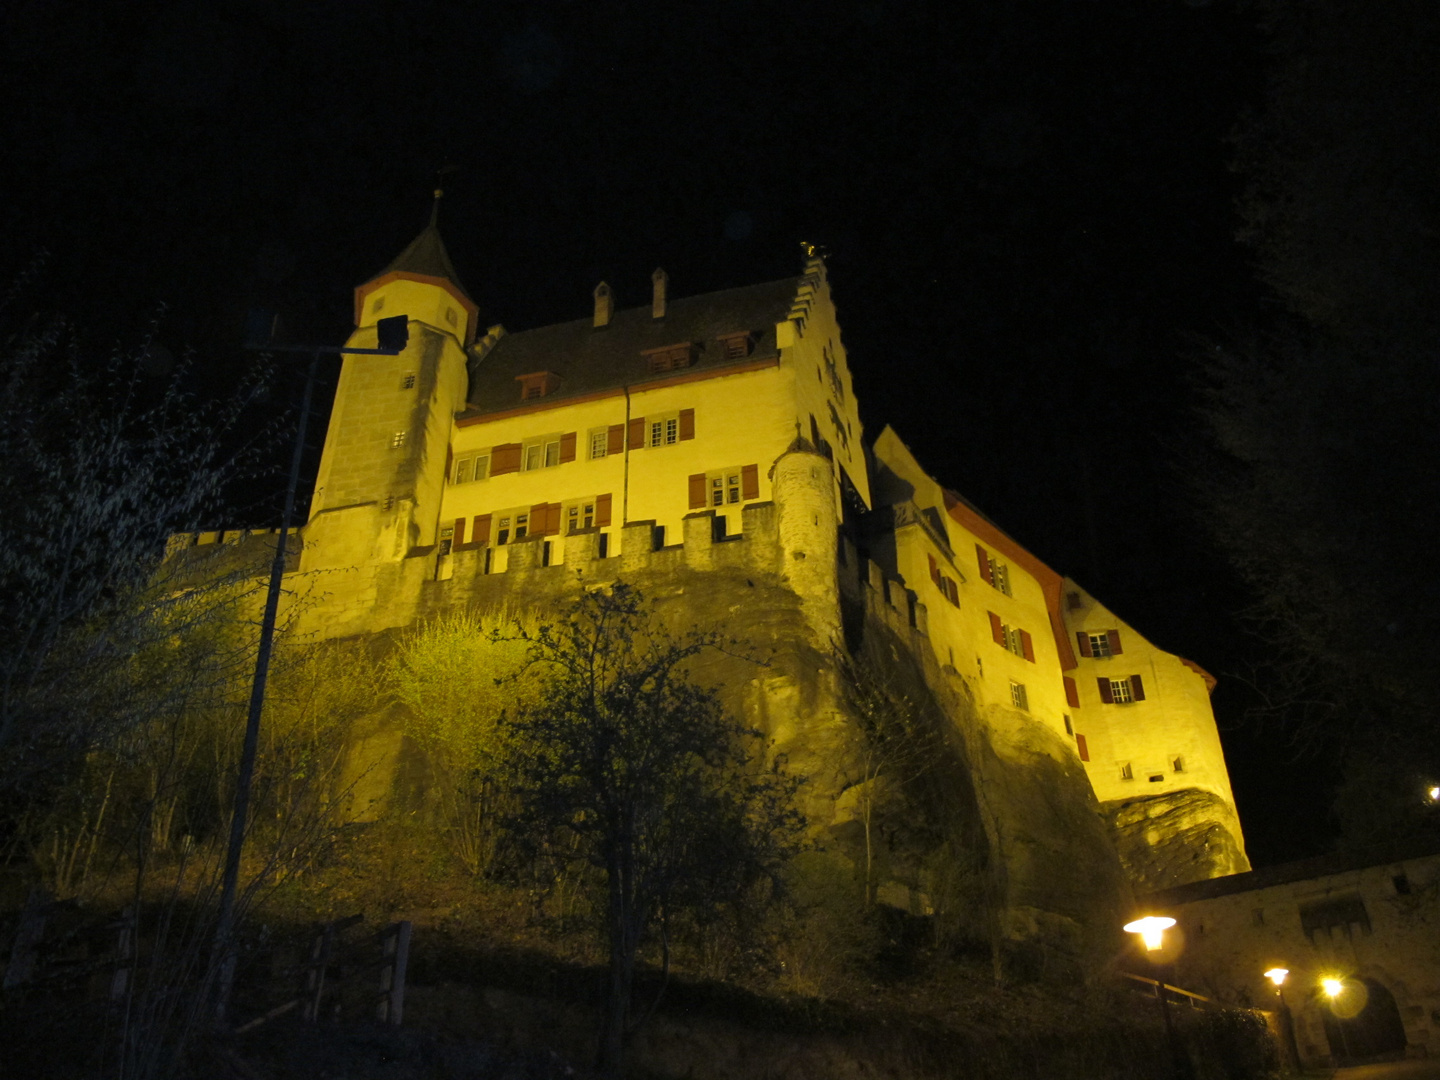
[179,217,1249,915]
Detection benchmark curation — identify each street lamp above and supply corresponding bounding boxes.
[1124,915,1186,1079]
[1264,968,1302,1070]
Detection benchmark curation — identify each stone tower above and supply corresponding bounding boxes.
[305,198,479,571]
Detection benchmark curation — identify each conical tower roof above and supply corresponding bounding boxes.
[354,191,480,344]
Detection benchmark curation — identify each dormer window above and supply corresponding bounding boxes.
[516,371,561,400]
[642,343,697,374]
[718,331,753,360]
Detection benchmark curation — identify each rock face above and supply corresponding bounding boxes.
[1103,789,1250,894]
[207,456,1137,966]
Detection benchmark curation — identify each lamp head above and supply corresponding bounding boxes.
[1322,977,1344,998]
[1123,915,1176,951]
[1264,968,1289,987]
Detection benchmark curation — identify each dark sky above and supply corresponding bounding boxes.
[2,0,1326,865]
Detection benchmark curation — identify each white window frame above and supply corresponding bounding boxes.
[589,429,609,460]
[1087,632,1113,658]
[564,499,597,534]
[648,412,680,448]
[706,468,744,508]
[1009,681,1029,711]
[522,436,562,472]
[453,452,490,485]
[1109,678,1133,704]
[495,510,531,546]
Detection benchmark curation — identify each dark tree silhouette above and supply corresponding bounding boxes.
[498,584,804,1079]
[1198,0,1440,843]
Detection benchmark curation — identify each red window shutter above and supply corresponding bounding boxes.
[453,517,466,547]
[607,424,625,455]
[1076,631,1093,658]
[927,553,941,586]
[1076,733,1090,761]
[559,432,577,463]
[530,503,548,534]
[1020,629,1035,662]
[548,503,564,534]
[678,408,695,440]
[595,493,613,526]
[1107,629,1123,656]
[1130,674,1145,701]
[473,514,492,545]
[989,611,1005,645]
[945,578,960,607]
[741,463,760,500]
[688,473,706,509]
[627,417,646,449]
[975,544,993,585]
[446,446,453,475]
[1098,678,1114,704]
[1064,676,1080,708]
[491,443,522,475]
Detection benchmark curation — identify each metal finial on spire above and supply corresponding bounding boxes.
[430,188,443,228]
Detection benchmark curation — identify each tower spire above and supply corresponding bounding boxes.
[430,187,442,228]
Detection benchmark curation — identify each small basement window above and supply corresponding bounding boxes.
[1148,773,1164,783]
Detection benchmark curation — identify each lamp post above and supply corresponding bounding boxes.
[1124,916,1187,1079]
[211,313,410,1021]
[1264,968,1303,1071]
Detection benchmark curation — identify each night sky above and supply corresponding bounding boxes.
[3,1,1324,865]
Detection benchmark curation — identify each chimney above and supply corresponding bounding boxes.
[651,268,668,320]
[593,282,613,328]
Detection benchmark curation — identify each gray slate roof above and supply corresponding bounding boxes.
[461,276,801,418]
[375,225,474,304]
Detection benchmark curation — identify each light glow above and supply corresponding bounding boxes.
[1123,915,1176,951]
[1322,977,1344,998]
[1264,968,1289,986]
[1428,785,1439,802]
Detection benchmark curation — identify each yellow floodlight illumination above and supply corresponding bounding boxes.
[1264,968,1289,986]
[1123,915,1176,951]
[1322,977,1344,998]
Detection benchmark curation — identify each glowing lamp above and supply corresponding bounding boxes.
[1428,785,1439,802]
[1123,915,1176,951]
[1264,968,1289,987]
[1322,977,1344,998]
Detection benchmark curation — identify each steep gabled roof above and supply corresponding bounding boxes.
[459,276,800,422]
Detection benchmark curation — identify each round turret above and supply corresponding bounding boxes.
[772,444,840,645]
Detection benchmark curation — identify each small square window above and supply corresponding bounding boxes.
[401,371,416,390]
[1110,678,1133,704]
[1088,632,1112,658]
[1172,756,1185,773]
[1120,763,1134,780]
[391,431,407,449]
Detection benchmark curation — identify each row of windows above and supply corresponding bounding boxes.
[443,494,616,553]
[451,410,698,486]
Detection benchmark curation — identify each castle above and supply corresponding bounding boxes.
[173,213,1250,945]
